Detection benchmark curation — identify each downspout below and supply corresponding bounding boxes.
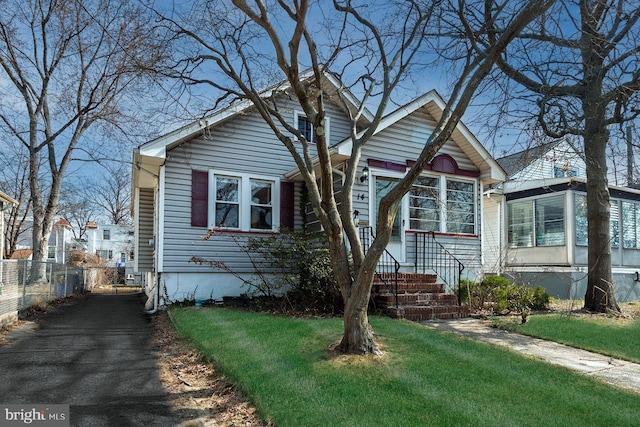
[145,162,165,315]
[145,272,160,314]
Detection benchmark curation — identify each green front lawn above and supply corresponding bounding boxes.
[169,307,639,427]
[493,313,640,363]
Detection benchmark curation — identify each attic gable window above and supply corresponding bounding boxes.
[294,111,330,144]
[297,114,313,142]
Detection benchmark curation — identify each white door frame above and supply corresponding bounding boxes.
[369,169,406,263]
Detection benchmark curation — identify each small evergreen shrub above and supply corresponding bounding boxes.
[457,275,551,319]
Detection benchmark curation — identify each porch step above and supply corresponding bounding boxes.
[373,273,443,293]
[376,292,458,306]
[371,272,468,322]
[386,305,470,321]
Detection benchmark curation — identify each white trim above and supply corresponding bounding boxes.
[370,168,406,262]
[132,187,140,272]
[157,165,166,272]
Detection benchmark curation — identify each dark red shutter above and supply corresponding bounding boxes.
[191,170,208,227]
[280,181,295,230]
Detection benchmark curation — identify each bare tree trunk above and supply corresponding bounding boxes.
[337,250,380,355]
[583,112,621,312]
[580,21,621,313]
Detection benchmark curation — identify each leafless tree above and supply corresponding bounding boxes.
[90,162,132,225]
[0,140,32,258]
[158,0,552,354]
[0,0,164,280]
[477,0,640,312]
[57,184,98,241]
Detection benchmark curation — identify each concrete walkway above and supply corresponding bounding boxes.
[0,293,184,426]
[422,318,640,394]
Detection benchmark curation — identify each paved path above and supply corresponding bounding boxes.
[423,318,640,394]
[0,293,183,426]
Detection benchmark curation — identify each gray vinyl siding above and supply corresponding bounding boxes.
[137,188,155,272]
[482,195,503,274]
[405,233,482,278]
[160,101,352,273]
[357,106,483,270]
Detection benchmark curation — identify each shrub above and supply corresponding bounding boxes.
[192,230,342,315]
[458,275,551,319]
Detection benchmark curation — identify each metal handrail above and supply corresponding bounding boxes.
[359,226,401,308]
[414,231,465,305]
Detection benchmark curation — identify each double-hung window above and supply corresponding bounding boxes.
[408,175,476,234]
[409,176,440,231]
[215,176,240,228]
[210,172,278,231]
[447,180,475,234]
[250,179,273,230]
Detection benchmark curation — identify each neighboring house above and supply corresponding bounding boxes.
[47,218,76,264]
[0,191,18,260]
[132,72,505,307]
[85,222,135,268]
[483,139,640,302]
[10,249,32,260]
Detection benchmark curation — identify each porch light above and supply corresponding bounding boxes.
[360,166,369,183]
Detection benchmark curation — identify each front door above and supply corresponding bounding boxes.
[374,176,405,262]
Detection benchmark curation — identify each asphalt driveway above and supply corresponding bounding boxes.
[0,293,182,426]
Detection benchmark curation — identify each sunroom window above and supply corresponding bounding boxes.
[508,200,534,248]
[535,196,565,246]
[575,193,619,248]
[508,195,565,247]
[622,201,640,249]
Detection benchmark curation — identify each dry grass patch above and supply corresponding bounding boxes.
[151,311,266,427]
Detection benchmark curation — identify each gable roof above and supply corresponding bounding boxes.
[0,190,17,207]
[496,140,565,177]
[306,90,506,183]
[137,70,371,159]
[133,70,373,190]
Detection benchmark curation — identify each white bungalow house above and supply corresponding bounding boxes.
[132,72,506,315]
[483,139,640,302]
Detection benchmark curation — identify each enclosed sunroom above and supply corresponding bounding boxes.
[502,177,640,302]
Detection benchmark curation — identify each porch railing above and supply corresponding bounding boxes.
[359,226,401,308]
[414,231,465,304]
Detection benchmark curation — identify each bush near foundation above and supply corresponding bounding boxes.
[458,275,550,320]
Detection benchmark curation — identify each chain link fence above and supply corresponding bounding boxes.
[0,260,86,326]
